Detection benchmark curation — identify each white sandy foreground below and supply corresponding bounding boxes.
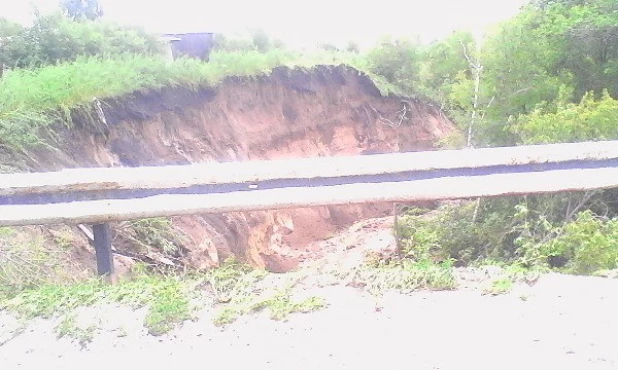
[2,218,618,370]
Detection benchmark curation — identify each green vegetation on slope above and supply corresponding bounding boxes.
[0,48,407,150]
[0,226,89,292]
[515,90,618,144]
[397,200,618,276]
[0,257,328,335]
[0,50,285,149]
[0,267,195,336]
[351,257,457,296]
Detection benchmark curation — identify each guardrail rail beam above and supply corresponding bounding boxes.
[3,140,618,276]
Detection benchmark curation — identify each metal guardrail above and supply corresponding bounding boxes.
[3,140,618,276]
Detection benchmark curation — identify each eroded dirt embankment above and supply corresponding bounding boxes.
[5,65,453,273]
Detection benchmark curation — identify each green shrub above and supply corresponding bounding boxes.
[482,277,514,296]
[396,202,515,265]
[542,211,618,275]
[397,197,618,276]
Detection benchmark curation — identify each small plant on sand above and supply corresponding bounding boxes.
[482,277,514,296]
[350,253,457,296]
[213,289,326,326]
[209,259,327,326]
[473,261,544,295]
[55,313,96,348]
[0,263,199,336]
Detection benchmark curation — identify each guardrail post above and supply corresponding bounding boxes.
[92,223,114,278]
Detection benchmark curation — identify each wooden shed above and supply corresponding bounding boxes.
[161,32,215,62]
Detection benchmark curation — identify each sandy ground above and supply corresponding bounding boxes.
[2,217,618,370]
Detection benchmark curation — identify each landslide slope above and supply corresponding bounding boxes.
[1,65,454,274]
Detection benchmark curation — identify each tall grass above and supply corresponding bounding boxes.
[0,50,292,149]
[0,49,396,150]
[0,226,89,295]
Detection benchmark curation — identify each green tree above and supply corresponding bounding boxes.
[419,31,475,103]
[470,0,618,145]
[515,90,618,144]
[418,31,488,144]
[60,0,103,21]
[478,7,568,145]
[395,0,618,274]
[0,19,27,69]
[0,13,163,68]
[317,42,339,52]
[552,0,618,98]
[213,29,286,53]
[365,36,421,94]
[213,34,255,52]
[345,41,360,53]
[249,28,271,53]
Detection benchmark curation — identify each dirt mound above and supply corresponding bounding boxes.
[4,65,454,273]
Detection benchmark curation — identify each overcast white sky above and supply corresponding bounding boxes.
[1,0,528,48]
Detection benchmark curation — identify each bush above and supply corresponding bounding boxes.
[541,211,618,275]
[353,257,457,295]
[0,226,88,294]
[397,196,618,276]
[397,201,518,265]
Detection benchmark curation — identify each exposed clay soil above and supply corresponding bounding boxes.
[1,65,453,273]
[2,217,618,370]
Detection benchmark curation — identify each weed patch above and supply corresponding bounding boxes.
[0,266,197,335]
[56,313,96,347]
[205,256,268,303]
[349,256,457,296]
[107,271,195,335]
[0,227,86,294]
[482,277,514,296]
[2,283,104,318]
[121,218,186,257]
[468,262,544,295]
[0,256,324,334]
[208,260,326,326]
[213,289,326,326]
